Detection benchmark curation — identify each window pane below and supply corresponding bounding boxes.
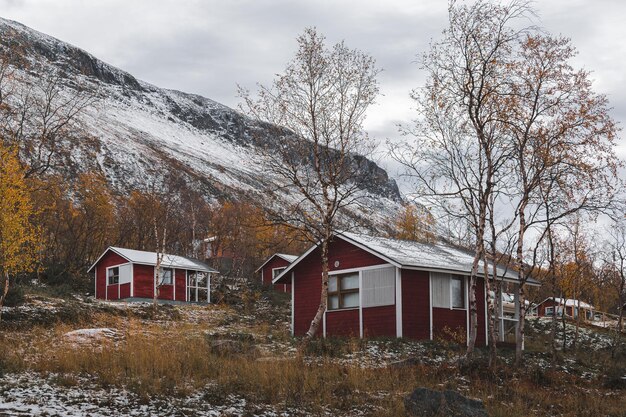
[162,269,173,284]
[341,273,359,290]
[196,273,208,287]
[328,276,337,292]
[328,295,339,310]
[431,273,450,308]
[273,268,285,279]
[451,277,464,308]
[342,292,359,308]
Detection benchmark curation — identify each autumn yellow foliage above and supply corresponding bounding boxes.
[0,145,38,315]
[390,203,436,243]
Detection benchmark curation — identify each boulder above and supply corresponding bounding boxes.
[63,328,120,346]
[209,339,257,356]
[404,387,488,417]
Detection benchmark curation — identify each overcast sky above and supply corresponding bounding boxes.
[2,0,625,180]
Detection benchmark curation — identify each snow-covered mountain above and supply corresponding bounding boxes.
[0,17,402,223]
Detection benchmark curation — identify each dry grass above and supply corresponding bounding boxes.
[1,318,421,415]
[0,303,625,416]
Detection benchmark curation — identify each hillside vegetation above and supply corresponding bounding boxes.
[0,286,624,417]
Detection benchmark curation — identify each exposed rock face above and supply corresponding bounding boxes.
[404,388,489,417]
[0,17,402,226]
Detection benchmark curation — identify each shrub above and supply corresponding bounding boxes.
[3,284,25,307]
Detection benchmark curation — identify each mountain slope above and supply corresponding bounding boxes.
[0,17,402,223]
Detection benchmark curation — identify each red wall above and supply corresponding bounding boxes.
[120,283,131,299]
[292,237,387,337]
[158,283,174,300]
[362,305,396,338]
[325,309,359,337]
[175,269,186,302]
[133,264,154,299]
[432,307,467,342]
[261,256,292,293]
[401,269,430,340]
[94,250,128,300]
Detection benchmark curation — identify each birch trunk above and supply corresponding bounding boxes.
[305,237,330,339]
[0,272,9,322]
[515,202,527,364]
[481,248,498,366]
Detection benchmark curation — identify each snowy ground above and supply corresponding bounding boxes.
[0,373,305,417]
[0,296,624,416]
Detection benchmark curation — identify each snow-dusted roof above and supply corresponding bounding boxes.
[340,232,538,284]
[274,232,540,285]
[88,247,218,273]
[543,297,594,309]
[254,253,298,273]
[277,253,298,263]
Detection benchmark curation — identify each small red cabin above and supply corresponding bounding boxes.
[89,247,218,303]
[274,232,539,346]
[536,297,594,320]
[255,253,297,293]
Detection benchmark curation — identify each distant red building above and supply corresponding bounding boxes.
[536,297,595,320]
[89,247,218,303]
[256,253,297,293]
[273,232,539,345]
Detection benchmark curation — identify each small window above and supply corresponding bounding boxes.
[328,272,359,310]
[107,267,119,285]
[451,276,465,309]
[431,272,465,309]
[273,267,286,279]
[545,306,554,316]
[160,268,173,285]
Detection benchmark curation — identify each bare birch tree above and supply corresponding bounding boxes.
[506,32,619,363]
[391,0,530,357]
[239,28,380,338]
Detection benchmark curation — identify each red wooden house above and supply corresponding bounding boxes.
[273,232,539,346]
[89,247,218,303]
[536,297,595,320]
[255,253,297,293]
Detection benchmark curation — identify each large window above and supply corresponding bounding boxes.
[431,272,465,309]
[159,268,173,285]
[361,266,395,307]
[328,272,359,310]
[107,267,119,285]
[187,271,209,303]
[272,267,286,280]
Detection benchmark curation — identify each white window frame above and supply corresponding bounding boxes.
[107,266,120,285]
[272,267,286,280]
[160,267,173,285]
[430,272,467,311]
[545,306,554,316]
[327,272,360,311]
[186,270,210,303]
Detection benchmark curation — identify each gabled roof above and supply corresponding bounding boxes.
[255,253,298,273]
[88,247,218,273]
[539,297,594,309]
[274,232,540,285]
